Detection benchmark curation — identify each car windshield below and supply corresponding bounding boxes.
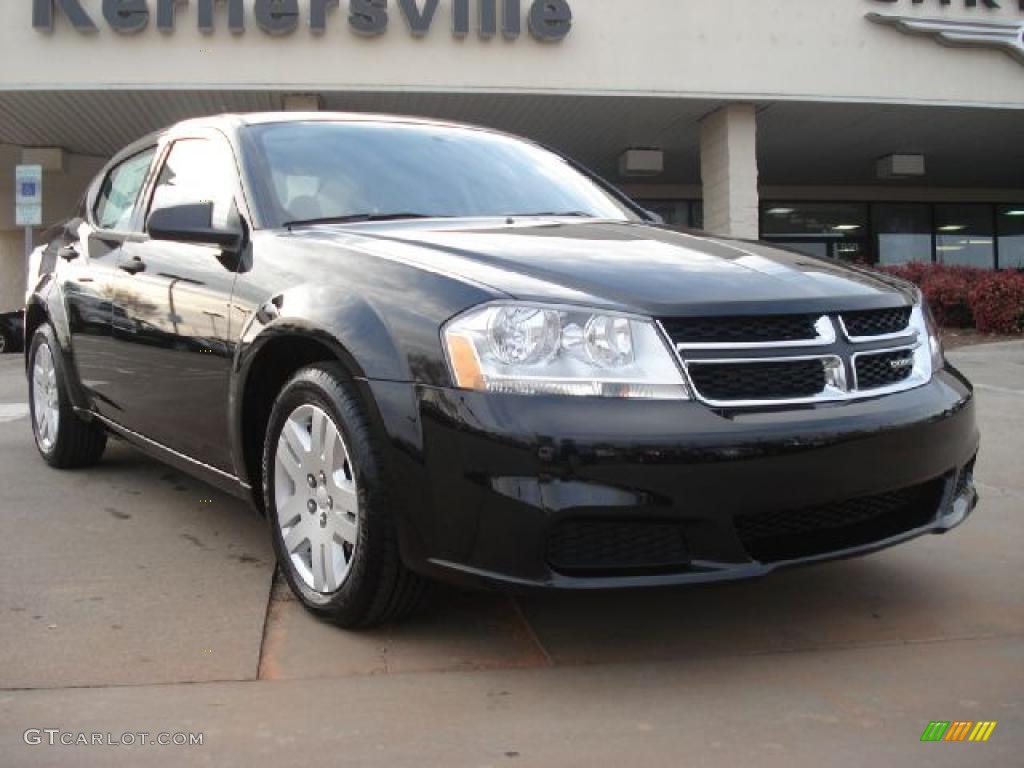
[245,121,638,228]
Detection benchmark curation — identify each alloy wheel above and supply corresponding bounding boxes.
[32,342,60,452]
[274,404,359,593]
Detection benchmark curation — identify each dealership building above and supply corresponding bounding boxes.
[1,0,1023,311]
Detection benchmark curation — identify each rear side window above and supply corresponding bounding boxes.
[94,148,157,231]
[148,139,238,229]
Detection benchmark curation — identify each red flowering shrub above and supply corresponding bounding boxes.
[969,272,1024,334]
[875,263,1023,334]
[880,263,985,328]
[884,261,932,286]
[922,271,977,328]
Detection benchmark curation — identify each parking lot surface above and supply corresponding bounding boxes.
[1,343,1022,766]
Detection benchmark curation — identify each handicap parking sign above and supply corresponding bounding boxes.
[15,165,42,227]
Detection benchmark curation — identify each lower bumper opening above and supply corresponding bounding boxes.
[954,455,977,499]
[547,519,691,576]
[734,476,947,563]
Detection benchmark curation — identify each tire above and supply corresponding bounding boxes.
[28,324,107,468]
[0,328,8,354]
[262,363,427,628]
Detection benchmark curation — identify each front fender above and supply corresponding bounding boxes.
[228,285,413,489]
[234,283,408,382]
[25,272,93,413]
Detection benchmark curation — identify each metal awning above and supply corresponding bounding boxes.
[0,89,1021,188]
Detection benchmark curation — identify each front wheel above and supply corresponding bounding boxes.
[28,325,107,468]
[262,363,427,628]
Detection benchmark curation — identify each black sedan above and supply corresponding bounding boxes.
[25,113,979,627]
[0,310,24,354]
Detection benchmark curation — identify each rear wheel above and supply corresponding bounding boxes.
[28,325,107,468]
[262,363,426,628]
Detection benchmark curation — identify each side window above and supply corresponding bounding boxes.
[148,139,237,229]
[94,148,157,231]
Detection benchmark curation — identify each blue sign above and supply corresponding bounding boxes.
[16,165,43,227]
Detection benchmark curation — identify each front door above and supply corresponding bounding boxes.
[108,135,242,471]
[63,147,157,419]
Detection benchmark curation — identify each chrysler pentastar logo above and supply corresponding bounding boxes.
[868,12,1024,64]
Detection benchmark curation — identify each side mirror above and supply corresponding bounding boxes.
[147,202,244,252]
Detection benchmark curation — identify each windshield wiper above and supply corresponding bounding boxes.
[283,213,450,229]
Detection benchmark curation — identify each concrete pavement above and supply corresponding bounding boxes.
[0,342,1021,766]
[0,355,274,689]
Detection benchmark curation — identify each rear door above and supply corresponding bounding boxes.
[106,133,243,471]
[62,147,157,419]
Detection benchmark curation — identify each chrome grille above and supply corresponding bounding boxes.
[854,348,915,390]
[661,314,820,345]
[659,306,928,407]
[688,359,827,401]
[840,307,912,339]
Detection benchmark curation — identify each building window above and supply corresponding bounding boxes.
[760,202,868,261]
[934,204,995,269]
[872,204,931,266]
[998,205,1024,270]
[632,199,1012,270]
[635,200,703,229]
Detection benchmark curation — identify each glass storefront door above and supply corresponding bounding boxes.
[873,203,932,265]
[761,203,869,262]
[770,240,868,261]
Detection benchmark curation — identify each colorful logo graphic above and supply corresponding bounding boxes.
[921,721,997,742]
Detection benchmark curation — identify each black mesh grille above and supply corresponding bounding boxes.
[688,359,827,401]
[661,315,820,345]
[547,520,689,575]
[855,349,915,390]
[841,307,912,338]
[735,479,944,562]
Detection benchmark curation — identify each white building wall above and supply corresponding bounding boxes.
[2,1,1023,300]
[0,146,105,310]
[0,1,1022,109]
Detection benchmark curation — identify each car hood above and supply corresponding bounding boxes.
[292,218,915,317]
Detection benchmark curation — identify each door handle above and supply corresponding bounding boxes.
[58,245,79,261]
[119,256,146,275]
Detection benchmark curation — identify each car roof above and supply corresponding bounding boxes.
[173,111,496,134]
[106,111,495,171]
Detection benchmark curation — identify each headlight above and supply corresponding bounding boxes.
[443,303,691,399]
[909,301,943,380]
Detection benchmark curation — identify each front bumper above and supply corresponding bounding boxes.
[367,366,979,591]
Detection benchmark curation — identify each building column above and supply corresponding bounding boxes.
[699,104,759,240]
[0,232,26,313]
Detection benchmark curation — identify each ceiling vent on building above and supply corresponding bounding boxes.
[21,147,65,173]
[619,148,664,177]
[283,94,322,112]
[877,154,926,180]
